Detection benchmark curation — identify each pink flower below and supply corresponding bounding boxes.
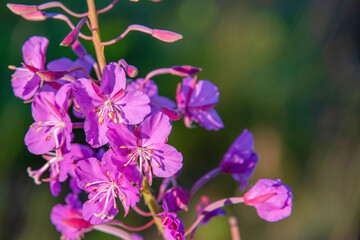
[72,62,150,147]
[107,112,183,186]
[75,155,140,224]
[51,194,92,240]
[220,129,258,191]
[244,179,293,222]
[10,36,48,100]
[176,76,223,130]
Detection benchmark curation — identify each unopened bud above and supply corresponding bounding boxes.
[151,29,183,43]
[125,65,138,78]
[162,108,182,121]
[60,28,80,47]
[61,17,86,47]
[37,70,65,82]
[7,3,38,15]
[21,11,47,21]
[171,65,202,77]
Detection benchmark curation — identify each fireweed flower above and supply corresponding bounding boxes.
[72,62,151,147]
[107,112,183,185]
[176,76,224,130]
[25,84,72,155]
[220,129,258,191]
[75,155,140,225]
[158,202,186,240]
[10,36,48,100]
[51,193,92,240]
[244,179,293,222]
[161,186,189,212]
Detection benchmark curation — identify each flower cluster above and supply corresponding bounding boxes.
[8,1,293,240]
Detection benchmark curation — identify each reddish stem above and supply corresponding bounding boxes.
[132,206,152,217]
[185,197,244,236]
[108,219,155,231]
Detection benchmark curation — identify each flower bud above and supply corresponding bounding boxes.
[60,28,80,47]
[61,17,86,47]
[21,11,47,21]
[37,70,66,82]
[7,3,38,15]
[151,29,183,43]
[171,65,202,77]
[161,108,182,121]
[244,179,293,222]
[125,65,139,78]
[162,187,189,212]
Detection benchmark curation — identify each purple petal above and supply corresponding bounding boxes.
[190,108,224,131]
[47,57,73,71]
[75,158,107,190]
[72,78,103,113]
[189,80,219,108]
[140,112,172,146]
[55,83,72,110]
[127,78,158,97]
[25,125,56,154]
[106,122,138,156]
[22,36,48,70]
[11,68,41,100]
[100,63,126,97]
[83,111,109,148]
[116,91,151,125]
[151,144,183,178]
[82,194,118,225]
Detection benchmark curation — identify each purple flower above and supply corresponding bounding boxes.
[220,129,258,191]
[107,112,183,185]
[10,36,48,100]
[25,84,72,155]
[196,196,226,225]
[244,179,293,222]
[72,62,151,147]
[176,76,223,130]
[51,193,92,240]
[162,186,189,212]
[158,202,186,240]
[75,155,140,225]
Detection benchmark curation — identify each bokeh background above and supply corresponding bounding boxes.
[1,0,360,239]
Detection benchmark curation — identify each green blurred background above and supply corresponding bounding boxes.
[1,0,360,239]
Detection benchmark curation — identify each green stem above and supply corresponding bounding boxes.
[86,0,106,74]
[142,178,165,238]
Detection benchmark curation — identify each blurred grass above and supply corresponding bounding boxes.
[1,0,359,239]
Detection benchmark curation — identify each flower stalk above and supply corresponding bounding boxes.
[142,177,165,238]
[86,0,106,74]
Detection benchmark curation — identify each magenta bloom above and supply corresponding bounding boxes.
[10,36,48,100]
[158,202,186,240]
[244,179,293,222]
[176,76,223,130]
[51,193,92,240]
[25,84,72,155]
[75,155,140,225]
[220,129,258,191]
[162,186,189,212]
[107,112,183,185]
[72,62,151,147]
